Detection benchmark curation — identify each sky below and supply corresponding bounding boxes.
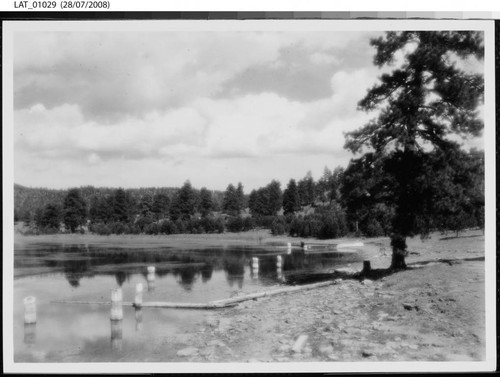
[12,26,484,192]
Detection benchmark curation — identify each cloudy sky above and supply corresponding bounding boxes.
[12,24,484,192]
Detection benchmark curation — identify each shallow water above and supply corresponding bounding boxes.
[13,242,362,362]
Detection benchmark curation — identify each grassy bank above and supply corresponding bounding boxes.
[13,229,366,250]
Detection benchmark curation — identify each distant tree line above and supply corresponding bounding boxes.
[15,150,484,239]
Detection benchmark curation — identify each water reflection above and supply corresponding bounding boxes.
[115,271,127,287]
[64,258,92,288]
[147,276,155,292]
[200,264,213,283]
[24,323,36,346]
[175,267,198,291]
[14,242,364,362]
[135,308,143,332]
[223,255,245,289]
[16,243,362,291]
[110,320,123,350]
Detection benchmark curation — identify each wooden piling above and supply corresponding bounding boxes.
[147,266,155,281]
[362,260,371,275]
[110,288,123,321]
[135,283,143,307]
[135,307,143,331]
[276,255,282,266]
[24,296,37,324]
[24,323,36,345]
[110,318,123,350]
[147,279,156,292]
[252,257,259,278]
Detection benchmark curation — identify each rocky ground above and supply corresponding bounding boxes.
[164,230,487,363]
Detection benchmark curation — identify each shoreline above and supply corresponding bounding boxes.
[12,229,487,363]
[165,229,487,363]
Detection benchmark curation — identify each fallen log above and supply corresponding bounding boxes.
[138,301,237,309]
[51,300,237,309]
[51,279,340,310]
[209,279,338,307]
[337,242,364,249]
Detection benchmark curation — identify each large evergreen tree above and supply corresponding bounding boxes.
[283,179,301,215]
[345,31,484,269]
[298,171,315,207]
[170,181,197,221]
[112,188,130,223]
[236,182,245,210]
[89,194,113,224]
[248,181,282,217]
[36,203,63,230]
[267,180,283,216]
[222,183,240,216]
[63,188,87,232]
[199,187,213,217]
[151,193,170,220]
[422,147,484,236]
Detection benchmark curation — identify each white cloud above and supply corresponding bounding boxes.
[13,29,484,191]
[14,31,375,122]
[13,65,385,190]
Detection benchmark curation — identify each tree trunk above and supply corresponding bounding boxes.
[390,234,407,270]
[390,249,407,270]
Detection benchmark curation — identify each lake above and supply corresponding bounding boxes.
[13,241,362,362]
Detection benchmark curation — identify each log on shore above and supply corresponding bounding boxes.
[209,279,338,307]
[52,279,341,310]
[51,300,237,309]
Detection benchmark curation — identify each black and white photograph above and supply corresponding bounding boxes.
[3,17,496,373]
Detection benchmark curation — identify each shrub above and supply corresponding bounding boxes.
[289,217,302,237]
[242,217,256,231]
[214,218,225,233]
[160,219,178,234]
[365,218,385,237]
[89,222,111,235]
[144,222,160,235]
[255,215,276,228]
[136,215,154,232]
[175,219,186,233]
[270,217,287,235]
[110,221,128,235]
[128,224,142,234]
[226,216,244,232]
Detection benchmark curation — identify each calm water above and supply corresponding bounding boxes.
[13,242,362,362]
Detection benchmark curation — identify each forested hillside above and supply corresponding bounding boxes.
[14,153,484,240]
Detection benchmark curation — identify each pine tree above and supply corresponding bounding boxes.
[170,181,197,221]
[112,188,130,223]
[63,188,87,232]
[267,180,283,216]
[298,171,315,206]
[283,179,301,215]
[199,187,213,217]
[236,182,245,210]
[151,193,170,220]
[345,31,484,269]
